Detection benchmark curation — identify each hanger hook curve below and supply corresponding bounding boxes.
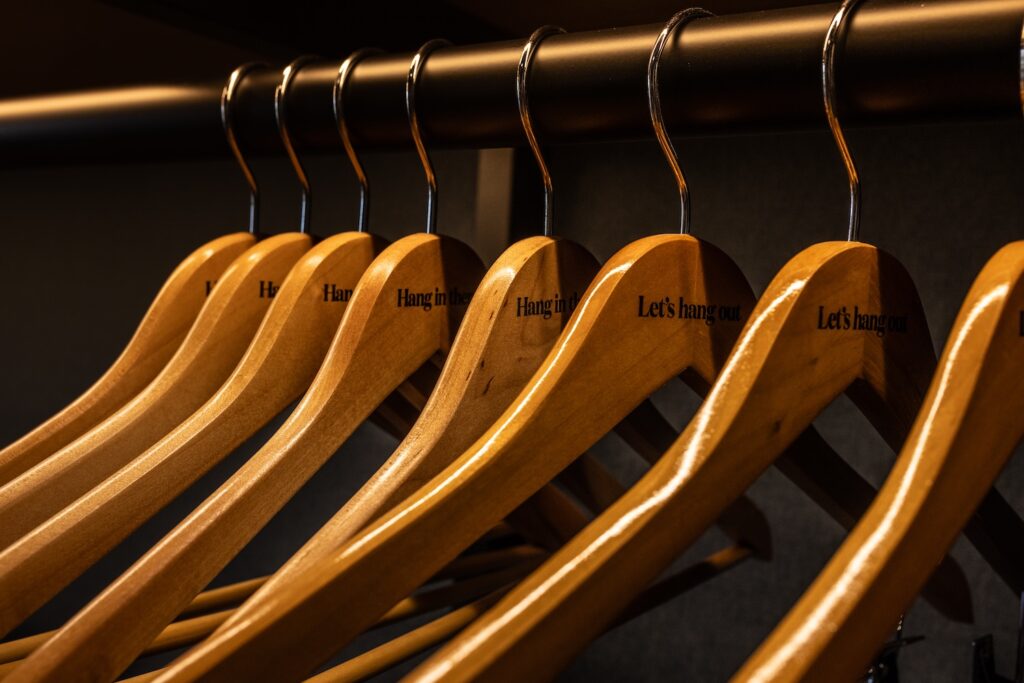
[275,56,319,235]
[407,39,451,235]
[648,8,713,236]
[822,0,863,242]
[334,49,382,233]
[518,25,565,237]
[221,63,266,235]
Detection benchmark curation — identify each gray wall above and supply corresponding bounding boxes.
[1,118,1023,680]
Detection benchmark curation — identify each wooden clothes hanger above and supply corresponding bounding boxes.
[0,42,486,683]
[400,8,1024,681]
[732,23,1024,683]
[0,59,396,639]
[732,245,1024,682]
[0,232,253,486]
[0,62,320,552]
[143,15,991,682]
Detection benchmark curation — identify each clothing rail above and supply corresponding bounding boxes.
[0,0,1022,166]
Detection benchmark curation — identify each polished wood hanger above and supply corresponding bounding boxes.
[0,231,310,553]
[0,58,393,640]
[0,228,482,682]
[0,229,382,637]
[0,233,254,486]
[731,246,1024,681]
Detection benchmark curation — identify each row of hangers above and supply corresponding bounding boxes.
[1,0,1023,680]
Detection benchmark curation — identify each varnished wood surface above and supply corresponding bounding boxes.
[403,241,945,682]
[2,233,484,683]
[734,241,1024,682]
[148,234,782,681]
[0,233,311,555]
[0,232,382,640]
[0,233,253,485]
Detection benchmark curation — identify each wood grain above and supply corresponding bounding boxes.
[0,232,381,638]
[734,241,1024,681]
[0,233,311,555]
[0,233,253,485]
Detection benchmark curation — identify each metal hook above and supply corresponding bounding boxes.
[517,25,565,237]
[221,63,266,235]
[334,49,382,233]
[406,39,451,234]
[275,56,319,234]
[648,8,713,235]
[822,0,863,242]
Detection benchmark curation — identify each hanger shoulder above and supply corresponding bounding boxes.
[153,233,763,681]
[736,241,1024,682]
[3,234,484,683]
[0,231,382,640]
[0,232,253,485]
[0,233,311,557]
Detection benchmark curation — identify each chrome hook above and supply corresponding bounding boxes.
[406,39,451,234]
[334,49,382,233]
[221,63,266,235]
[648,8,713,235]
[275,56,318,234]
[518,25,565,237]
[822,0,863,242]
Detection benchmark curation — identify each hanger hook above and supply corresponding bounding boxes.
[221,63,266,235]
[648,8,713,236]
[517,26,565,237]
[334,49,382,233]
[275,56,319,235]
[822,0,863,242]
[407,39,451,234]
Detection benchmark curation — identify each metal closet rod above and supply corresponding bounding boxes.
[0,0,1021,166]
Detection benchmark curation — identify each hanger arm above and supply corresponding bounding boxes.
[0,234,253,486]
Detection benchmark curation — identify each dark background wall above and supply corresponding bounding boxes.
[1,2,1024,681]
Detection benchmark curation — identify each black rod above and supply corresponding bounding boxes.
[0,0,1021,166]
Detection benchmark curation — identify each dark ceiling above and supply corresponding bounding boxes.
[0,0,826,98]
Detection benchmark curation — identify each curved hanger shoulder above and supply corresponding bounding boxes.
[736,241,1024,682]
[0,231,382,639]
[2,233,484,683]
[0,232,254,485]
[0,232,311,553]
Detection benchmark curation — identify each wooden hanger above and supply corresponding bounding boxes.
[148,14,1022,681]
[0,233,253,486]
[730,242,1024,675]
[732,27,1024,675]
[0,64,315,550]
[0,42,487,683]
[0,231,310,552]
